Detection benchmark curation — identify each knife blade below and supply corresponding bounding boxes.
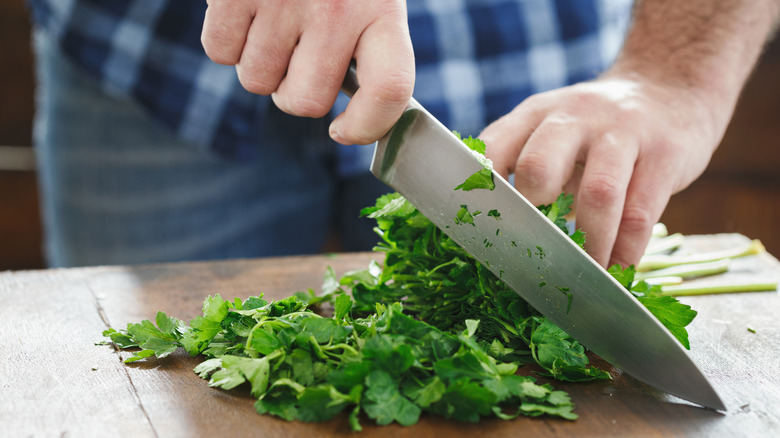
[341,66,725,411]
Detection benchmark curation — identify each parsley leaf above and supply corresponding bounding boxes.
[608,264,698,349]
[530,318,610,381]
[636,296,697,349]
[363,370,421,426]
[453,133,495,191]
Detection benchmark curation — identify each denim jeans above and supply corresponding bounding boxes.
[32,29,390,267]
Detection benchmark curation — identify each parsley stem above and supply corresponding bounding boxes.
[637,239,765,271]
[660,280,778,296]
[635,259,730,281]
[651,223,669,238]
[322,343,360,356]
[245,312,321,351]
[493,318,520,336]
[427,258,461,275]
[643,276,684,286]
[644,233,685,255]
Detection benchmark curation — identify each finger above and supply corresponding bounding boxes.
[329,12,415,145]
[201,0,254,65]
[511,116,584,206]
[272,14,359,118]
[608,161,673,268]
[573,134,639,267]
[562,162,585,201]
[480,102,546,180]
[235,6,300,95]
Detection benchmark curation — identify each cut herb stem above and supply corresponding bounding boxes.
[643,276,684,286]
[635,259,730,282]
[660,280,778,296]
[651,223,669,238]
[637,239,765,272]
[644,233,685,256]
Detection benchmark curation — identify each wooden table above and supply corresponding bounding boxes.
[2,234,779,437]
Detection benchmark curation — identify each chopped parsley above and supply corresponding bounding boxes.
[103,134,699,430]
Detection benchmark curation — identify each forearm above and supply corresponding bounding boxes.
[608,0,780,128]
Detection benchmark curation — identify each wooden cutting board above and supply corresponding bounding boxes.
[1,233,778,437]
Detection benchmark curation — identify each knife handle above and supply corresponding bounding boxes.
[341,61,359,98]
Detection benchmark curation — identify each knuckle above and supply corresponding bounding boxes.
[616,102,644,122]
[317,0,350,18]
[514,151,553,191]
[543,113,577,130]
[202,40,238,65]
[620,204,655,235]
[512,94,548,118]
[651,140,681,160]
[369,72,414,108]
[282,94,332,118]
[201,26,241,65]
[236,51,289,95]
[360,0,406,20]
[579,173,623,208]
[237,69,277,95]
[559,88,596,111]
[596,132,623,149]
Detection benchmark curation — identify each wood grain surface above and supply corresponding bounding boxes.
[2,235,779,437]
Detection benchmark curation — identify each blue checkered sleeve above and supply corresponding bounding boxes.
[28,0,268,160]
[27,0,633,171]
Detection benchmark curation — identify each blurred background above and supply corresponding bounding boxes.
[2,1,779,271]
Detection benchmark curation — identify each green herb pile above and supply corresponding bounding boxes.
[326,192,611,383]
[103,135,697,430]
[105,294,579,430]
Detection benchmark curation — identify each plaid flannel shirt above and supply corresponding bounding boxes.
[27,0,633,175]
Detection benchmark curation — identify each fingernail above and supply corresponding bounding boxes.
[329,120,346,144]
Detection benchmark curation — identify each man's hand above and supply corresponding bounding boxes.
[201,0,415,145]
[482,0,780,268]
[480,74,720,268]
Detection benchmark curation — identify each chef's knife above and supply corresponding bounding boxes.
[341,66,725,411]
